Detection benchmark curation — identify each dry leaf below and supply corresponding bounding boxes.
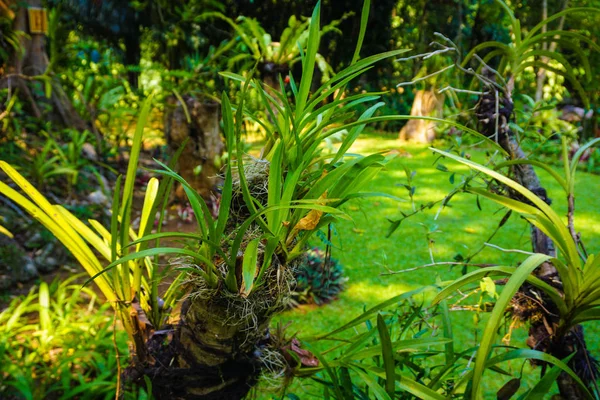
[294,209,323,231]
[293,192,327,231]
[283,338,319,367]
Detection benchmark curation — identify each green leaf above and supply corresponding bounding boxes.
[241,238,260,295]
[331,102,385,164]
[570,138,600,190]
[349,366,392,400]
[377,314,395,398]
[267,140,284,230]
[469,254,551,397]
[521,353,575,399]
[527,7,600,39]
[38,282,51,332]
[351,0,370,64]
[440,298,454,364]
[295,2,320,116]
[121,95,153,216]
[357,364,447,400]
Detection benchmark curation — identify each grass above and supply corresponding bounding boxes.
[267,133,600,398]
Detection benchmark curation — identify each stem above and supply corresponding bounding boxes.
[567,192,577,243]
[113,310,122,400]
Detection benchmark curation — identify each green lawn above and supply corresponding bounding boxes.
[267,134,600,398]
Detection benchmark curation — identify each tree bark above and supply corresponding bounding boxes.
[9,0,46,76]
[127,296,266,399]
[164,95,224,204]
[3,0,44,118]
[399,89,444,143]
[125,253,293,399]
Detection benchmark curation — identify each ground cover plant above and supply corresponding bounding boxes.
[2,0,600,398]
[0,276,130,399]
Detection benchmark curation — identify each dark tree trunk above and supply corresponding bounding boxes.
[399,89,444,143]
[125,32,141,88]
[127,296,267,399]
[125,253,293,399]
[10,0,45,76]
[164,95,224,204]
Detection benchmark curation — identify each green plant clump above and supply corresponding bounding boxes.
[292,247,347,306]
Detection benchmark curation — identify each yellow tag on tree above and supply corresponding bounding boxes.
[28,7,48,34]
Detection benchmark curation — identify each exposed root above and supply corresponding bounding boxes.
[256,347,289,392]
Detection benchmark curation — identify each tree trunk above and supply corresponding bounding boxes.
[125,254,293,399]
[164,95,224,204]
[9,0,46,76]
[2,0,88,130]
[127,296,265,399]
[476,71,590,399]
[399,89,444,143]
[3,0,45,118]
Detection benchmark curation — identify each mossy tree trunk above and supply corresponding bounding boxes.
[126,257,292,399]
[128,297,265,399]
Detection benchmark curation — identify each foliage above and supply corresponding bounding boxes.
[22,139,77,190]
[0,276,127,400]
[200,10,341,81]
[428,137,600,397]
[291,247,347,306]
[0,96,185,353]
[462,1,600,106]
[122,0,403,298]
[291,286,586,399]
[1,3,403,386]
[3,0,600,397]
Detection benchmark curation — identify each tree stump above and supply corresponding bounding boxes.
[164,95,224,203]
[399,89,444,143]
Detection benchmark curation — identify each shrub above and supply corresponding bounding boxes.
[291,247,347,306]
[0,276,127,400]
